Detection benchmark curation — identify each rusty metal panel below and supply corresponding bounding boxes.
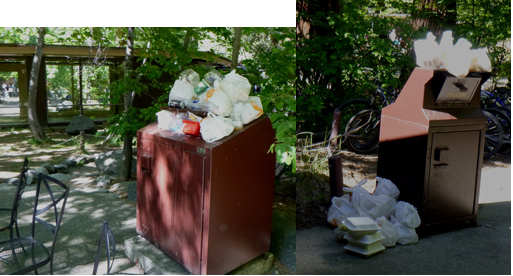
[137,116,275,275]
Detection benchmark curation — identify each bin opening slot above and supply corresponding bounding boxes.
[435,77,480,106]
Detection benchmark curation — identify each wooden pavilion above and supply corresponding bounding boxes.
[0,43,231,127]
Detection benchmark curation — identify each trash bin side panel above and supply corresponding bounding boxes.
[379,114,429,142]
[377,134,429,210]
[136,132,205,275]
[137,135,164,243]
[137,123,216,154]
[203,117,276,275]
[164,146,205,274]
[425,130,481,223]
[136,139,177,258]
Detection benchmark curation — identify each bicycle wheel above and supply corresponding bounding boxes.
[344,109,381,154]
[337,98,376,129]
[482,110,504,159]
[485,107,510,153]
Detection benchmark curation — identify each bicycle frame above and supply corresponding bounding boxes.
[481,89,509,108]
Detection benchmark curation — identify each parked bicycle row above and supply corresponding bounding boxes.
[336,83,510,159]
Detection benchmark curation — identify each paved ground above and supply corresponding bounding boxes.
[0,160,296,275]
[0,162,143,275]
[297,201,510,274]
[296,153,511,275]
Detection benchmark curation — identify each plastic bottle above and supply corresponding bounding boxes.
[184,99,218,112]
[193,70,224,95]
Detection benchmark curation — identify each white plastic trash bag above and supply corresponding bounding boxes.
[200,113,234,143]
[168,79,195,102]
[373,177,400,200]
[156,110,184,132]
[393,201,421,228]
[413,32,444,69]
[443,37,473,79]
[470,48,492,72]
[327,194,358,227]
[375,216,399,247]
[391,216,419,245]
[219,70,251,104]
[231,96,264,125]
[352,184,397,219]
[414,30,492,78]
[199,82,232,117]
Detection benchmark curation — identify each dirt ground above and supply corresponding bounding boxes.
[0,126,120,183]
[296,146,511,230]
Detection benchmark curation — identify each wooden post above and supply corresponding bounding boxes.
[329,108,342,147]
[328,155,344,198]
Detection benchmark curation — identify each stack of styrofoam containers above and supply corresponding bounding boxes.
[342,217,385,257]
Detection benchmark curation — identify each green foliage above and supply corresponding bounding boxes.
[455,0,511,82]
[105,28,214,144]
[241,27,296,173]
[297,0,415,133]
[297,0,510,134]
[1,27,297,174]
[104,27,297,173]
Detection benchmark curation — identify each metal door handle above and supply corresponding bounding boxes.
[434,147,449,162]
[434,163,448,169]
[141,154,152,173]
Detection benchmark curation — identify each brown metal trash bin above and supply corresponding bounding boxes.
[377,68,489,232]
[136,116,276,274]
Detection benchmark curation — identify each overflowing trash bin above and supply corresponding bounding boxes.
[377,68,489,232]
[136,69,276,274]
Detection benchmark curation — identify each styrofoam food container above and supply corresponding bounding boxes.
[343,217,380,235]
[344,241,385,257]
[344,231,384,245]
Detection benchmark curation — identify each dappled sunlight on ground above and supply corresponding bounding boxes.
[0,128,142,274]
[0,171,18,179]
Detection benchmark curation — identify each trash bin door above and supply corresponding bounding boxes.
[162,145,205,274]
[426,130,481,223]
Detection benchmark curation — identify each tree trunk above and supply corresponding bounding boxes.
[122,27,135,181]
[183,28,192,50]
[28,27,46,142]
[231,27,242,70]
[411,0,457,35]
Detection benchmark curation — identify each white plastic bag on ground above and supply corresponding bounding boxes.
[231,96,264,125]
[352,184,397,219]
[200,113,234,143]
[373,177,400,200]
[393,201,421,228]
[327,194,358,227]
[199,81,232,117]
[375,216,398,247]
[168,79,195,102]
[219,70,251,104]
[391,216,419,245]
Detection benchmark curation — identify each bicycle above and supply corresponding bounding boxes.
[482,110,504,159]
[481,87,511,154]
[337,82,400,154]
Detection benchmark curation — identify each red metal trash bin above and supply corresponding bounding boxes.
[377,68,489,232]
[136,116,275,274]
